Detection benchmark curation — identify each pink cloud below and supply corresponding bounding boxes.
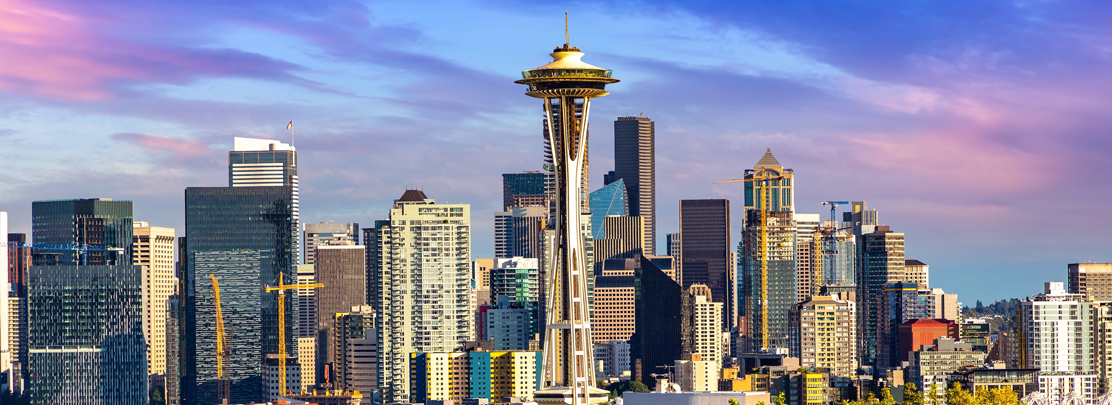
[0,0,303,101]
[113,133,211,156]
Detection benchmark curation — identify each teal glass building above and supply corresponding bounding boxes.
[25,265,147,405]
[184,186,296,405]
[588,179,627,240]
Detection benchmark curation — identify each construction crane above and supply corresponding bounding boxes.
[4,242,125,265]
[264,274,323,397]
[820,201,850,227]
[714,168,784,351]
[210,274,231,405]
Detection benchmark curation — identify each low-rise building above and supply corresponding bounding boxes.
[951,367,1039,397]
[909,338,985,397]
[594,340,631,378]
[675,354,719,392]
[410,350,541,402]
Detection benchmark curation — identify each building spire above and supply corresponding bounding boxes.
[565,12,569,46]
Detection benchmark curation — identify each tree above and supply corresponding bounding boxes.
[773,392,786,405]
[973,387,1021,405]
[904,383,923,405]
[925,382,944,405]
[945,382,974,405]
[729,398,739,405]
[150,386,165,405]
[604,380,651,398]
[878,387,895,405]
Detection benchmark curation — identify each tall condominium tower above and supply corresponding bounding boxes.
[303,221,359,265]
[230,137,300,262]
[1068,263,1112,302]
[374,190,471,403]
[7,232,30,390]
[503,171,550,210]
[133,221,176,378]
[184,186,296,404]
[794,213,821,302]
[789,295,857,377]
[690,285,724,365]
[26,265,147,404]
[679,199,733,331]
[613,116,656,255]
[589,179,628,240]
[741,210,797,351]
[516,32,616,405]
[1020,282,1094,375]
[857,225,905,368]
[315,245,366,384]
[31,198,133,265]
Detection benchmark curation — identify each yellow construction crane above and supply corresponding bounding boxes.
[264,274,324,397]
[714,168,784,351]
[210,274,230,405]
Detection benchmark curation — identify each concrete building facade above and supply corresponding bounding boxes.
[133,221,176,378]
[303,221,359,265]
[1019,282,1094,375]
[789,295,858,377]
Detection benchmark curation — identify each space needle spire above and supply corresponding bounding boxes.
[515,16,618,405]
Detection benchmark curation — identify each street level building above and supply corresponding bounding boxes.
[410,350,542,402]
[909,338,986,398]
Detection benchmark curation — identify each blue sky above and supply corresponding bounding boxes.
[2,0,1111,303]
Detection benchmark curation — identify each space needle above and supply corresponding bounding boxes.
[515,16,618,405]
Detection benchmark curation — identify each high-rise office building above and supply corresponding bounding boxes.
[904,259,929,289]
[789,295,857,377]
[741,210,797,351]
[1068,263,1112,302]
[133,221,176,378]
[363,220,388,308]
[857,225,905,368]
[593,216,645,273]
[613,116,656,255]
[31,198,133,265]
[315,245,366,383]
[589,179,629,240]
[229,136,300,267]
[666,233,681,261]
[303,221,359,265]
[679,199,732,331]
[494,206,548,259]
[820,227,855,286]
[742,149,794,213]
[184,186,297,405]
[503,171,549,210]
[167,294,182,405]
[877,282,931,369]
[374,190,471,403]
[1019,282,1094,375]
[593,272,635,344]
[632,256,695,384]
[26,265,147,405]
[794,213,821,303]
[294,264,316,391]
[333,306,376,392]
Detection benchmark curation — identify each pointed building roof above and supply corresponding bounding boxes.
[754,148,782,169]
[397,189,429,202]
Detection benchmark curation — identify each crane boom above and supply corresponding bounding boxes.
[264,274,324,397]
[210,274,230,404]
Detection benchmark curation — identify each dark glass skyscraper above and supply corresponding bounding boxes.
[613,116,656,255]
[679,199,733,331]
[31,198,133,265]
[631,255,693,384]
[502,171,549,210]
[184,186,296,405]
[25,265,147,405]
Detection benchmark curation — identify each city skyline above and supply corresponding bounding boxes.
[2,1,1112,304]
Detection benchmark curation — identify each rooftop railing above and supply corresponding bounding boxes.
[521,69,613,80]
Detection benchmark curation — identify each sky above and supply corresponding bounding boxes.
[1,0,1111,304]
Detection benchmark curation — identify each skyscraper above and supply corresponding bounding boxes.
[589,179,628,240]
[789,295,857,377]
[184,186,296,404]
[1068,263,1112,301]
[904,259,929,289]
[690,285,724,365]
[229,137,300,263]
[741,210,797,352]
[25,265,147,405]
[794,213,820,302]
[494,206,548,259]
[132,221,176,379]
[613,116,656,255]
[820,227,856,286]
[857,225,905,368]
[679,199,733,331]
[516,33,616,404]
[503,171,549,210]
[1019,282,1094,375]
[31,198,133,265]
[492,257,540,305]
[742,149,794,213]
[592,216,645,274]
[666,233,681,261]
[315,245,366,383]
[303,221,359,265]
[374,190,471,402]
[631,256,694,384]
[0,213,7,389]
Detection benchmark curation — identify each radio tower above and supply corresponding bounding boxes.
[515,14,618,405]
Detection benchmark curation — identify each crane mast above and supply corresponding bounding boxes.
[264,274,323,397]
[210,274,230,405]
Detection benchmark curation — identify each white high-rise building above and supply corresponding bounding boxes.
[690,284,724,365]
[230,136,300,263]
[375,190,471,403]
[1020,282,1094,375]
[132,221,176,377]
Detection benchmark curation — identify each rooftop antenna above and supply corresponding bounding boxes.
[565,12,569,45]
